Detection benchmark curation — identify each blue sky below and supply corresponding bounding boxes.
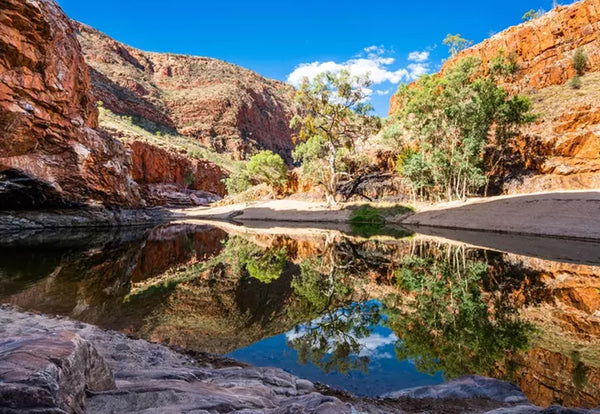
[57,0,574,116]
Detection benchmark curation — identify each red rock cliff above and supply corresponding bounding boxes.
[0,0,142,208]
[74,23,297,162]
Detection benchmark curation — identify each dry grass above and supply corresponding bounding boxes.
[526,71,600,126]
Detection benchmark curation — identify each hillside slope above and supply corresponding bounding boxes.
[75,23,297,162]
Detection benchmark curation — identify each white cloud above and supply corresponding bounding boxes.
[376,89,391,96]
[407,63,429,78]
[287,46,431,88]
[408,50,430,62]
[287,57,414,87]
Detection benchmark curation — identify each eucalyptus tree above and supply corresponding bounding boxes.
[291,70,380,206]
[392,57,535,201]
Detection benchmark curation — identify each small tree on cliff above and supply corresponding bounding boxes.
[573,48,588,76]
[522,9,545,22]
[443,34,473,57]
[291,70,380,206]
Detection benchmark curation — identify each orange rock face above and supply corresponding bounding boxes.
[390,0,600,115]
[0,0,142,207]
[75,24,297,162]
[129,141,227,205]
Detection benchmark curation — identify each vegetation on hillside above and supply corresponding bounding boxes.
[571,48,588,89]
[98,103,238,171]
[291,70,381,205]
[443,34,473,56]
[522,9,545,22]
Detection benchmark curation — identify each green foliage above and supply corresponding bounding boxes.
[246,150,288,189]
[224,164,252,194]
[573,48,588,76]
[570,74,582,90]
[348,204,415,238]
[219,235,287,284]
[379,122,404,144]
[224,150,288,194]
[391,56,534,200]
[488,49,519,77]
[443,34,473,56]
[288,256,380,374]
[291,70,380,205]
[287,301,382,374]
[245,247,288,284]
[522,9,545,22]
[183,172,195,188]
[388,248,534,378]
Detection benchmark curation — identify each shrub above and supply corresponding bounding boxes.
[224,150,288,195]
[573,48,587,76]
[183,172,195,188]
[246,150,288,189]
[350,206,385,225]
[224,164,251,194]
[522,9,544,22]
[570,75,582,89]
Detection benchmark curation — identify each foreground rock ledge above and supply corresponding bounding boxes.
[1,308,598,413]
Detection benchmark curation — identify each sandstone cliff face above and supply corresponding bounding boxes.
[129,141,227,206]
[0,0,141,208]
[75,23,297,162]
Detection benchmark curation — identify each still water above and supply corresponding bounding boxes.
[1,222,599,407]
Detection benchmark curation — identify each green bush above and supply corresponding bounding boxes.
[350,206,385,225]
[522,9,544,22]
[224,164,252,194]
[246,150,288,189]
[224,150,288,194]
[573,48,587,76]
[570,75,582,89]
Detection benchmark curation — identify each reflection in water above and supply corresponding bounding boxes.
[1,224,600,407]
[388,247,533,379]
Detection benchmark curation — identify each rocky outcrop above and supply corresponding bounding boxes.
[0,331,115,413]
[446,0,600,92]
[75,23,297,162]
[129,141,226,206]
[0,0,142,208]
[505,75,600,194]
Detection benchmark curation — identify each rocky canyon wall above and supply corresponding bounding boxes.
[0,0,142,208]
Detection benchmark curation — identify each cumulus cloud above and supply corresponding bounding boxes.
[408,50,430,62]
[376,89,391,96]
[287,45,430,88]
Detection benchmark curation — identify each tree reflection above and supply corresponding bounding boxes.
[386,244,534,379]
[286,242,385,374]
[218,236,288,284]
